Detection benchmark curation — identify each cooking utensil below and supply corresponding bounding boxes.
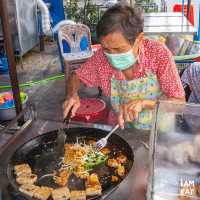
[55,128,66,163]
[38,108,73,182]
[63,106,73,128]
[7,127,133,200]
[96,124,119,150]
[56,106,74,160]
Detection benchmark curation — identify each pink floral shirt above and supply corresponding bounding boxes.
[76,39,185,98]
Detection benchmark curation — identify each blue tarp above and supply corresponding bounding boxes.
[42,0,65,28]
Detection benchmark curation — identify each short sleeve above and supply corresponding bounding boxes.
[76,50,101,88]
[156,47,185,98]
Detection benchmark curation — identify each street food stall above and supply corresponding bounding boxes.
[0,83,150,200]
[1,0,200,200]
[1,78,200,200]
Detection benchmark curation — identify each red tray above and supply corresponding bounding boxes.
[72,98,108,123]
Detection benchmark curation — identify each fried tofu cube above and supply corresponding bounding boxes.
[54,170,70,186]
[86,185,102,196]
[107,158,119,168]
[87,173,100,185]
[111,175,119,182]
[14,164,32,176]
[100,147,110,155]
[85,174,102,197]
[19,184,39,197]
[52,187,70,200]
[16,174,37,185]
[116,154,127,164]
[70,190,86,200]
[75,168,89,179]
[33,186,53,200]
[87,140,96,145]
[116,165,125,177]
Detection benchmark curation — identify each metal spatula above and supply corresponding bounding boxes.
[56,107,73,158]
[38,109,73,182]
[56,129,66,158]
[63,106,73,129]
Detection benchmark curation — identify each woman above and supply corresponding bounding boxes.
[63,4,185,130]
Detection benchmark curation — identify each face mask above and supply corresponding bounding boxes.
[104,49,137,70]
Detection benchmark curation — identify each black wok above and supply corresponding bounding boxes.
[7,127,134,200]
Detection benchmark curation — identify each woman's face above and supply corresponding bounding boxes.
[100,31,142,55]
[101,32,132,54]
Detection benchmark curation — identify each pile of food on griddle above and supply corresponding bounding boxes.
[14,138,129,200]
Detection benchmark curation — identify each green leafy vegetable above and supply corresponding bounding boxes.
[84,152,108,170]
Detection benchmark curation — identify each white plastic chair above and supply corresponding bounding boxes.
[58,23,93,70]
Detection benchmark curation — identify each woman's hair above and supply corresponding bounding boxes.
[96,4,144,44]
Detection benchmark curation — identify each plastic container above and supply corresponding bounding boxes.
[0,92,28,121]
[72,98,108,123]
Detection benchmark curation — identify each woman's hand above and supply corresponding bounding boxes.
[118,100,143,129]
[63,94,80,119]
[118,99,156,129]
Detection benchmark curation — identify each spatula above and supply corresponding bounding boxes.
[56,106,73,158]
[38,108,73,182]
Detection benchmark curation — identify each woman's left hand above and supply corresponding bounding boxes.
[118,99,156,129]
[118,100,144,129]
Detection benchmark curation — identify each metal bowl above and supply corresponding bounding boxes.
[0,92,28,121]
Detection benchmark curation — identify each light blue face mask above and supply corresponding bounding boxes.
[104,49,137,70]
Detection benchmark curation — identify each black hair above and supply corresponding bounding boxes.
[96,4,144,44]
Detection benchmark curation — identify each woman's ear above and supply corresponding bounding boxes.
[132,32,144,55]
[137,32,144,42]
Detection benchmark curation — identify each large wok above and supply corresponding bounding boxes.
[7,127,134,200]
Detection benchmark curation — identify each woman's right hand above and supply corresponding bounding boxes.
[63,94,80,119]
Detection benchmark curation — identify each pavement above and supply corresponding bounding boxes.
[0,40,62,107]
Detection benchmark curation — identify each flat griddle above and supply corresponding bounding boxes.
[7,127,134,200]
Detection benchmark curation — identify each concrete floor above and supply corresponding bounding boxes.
[0,39,101,122]
[0,40,65,121]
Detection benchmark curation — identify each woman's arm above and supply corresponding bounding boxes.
[63,72,81,119]
[67,72,81,98]
[63,49,103,118]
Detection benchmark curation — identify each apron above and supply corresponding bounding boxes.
[111,72,162,130]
